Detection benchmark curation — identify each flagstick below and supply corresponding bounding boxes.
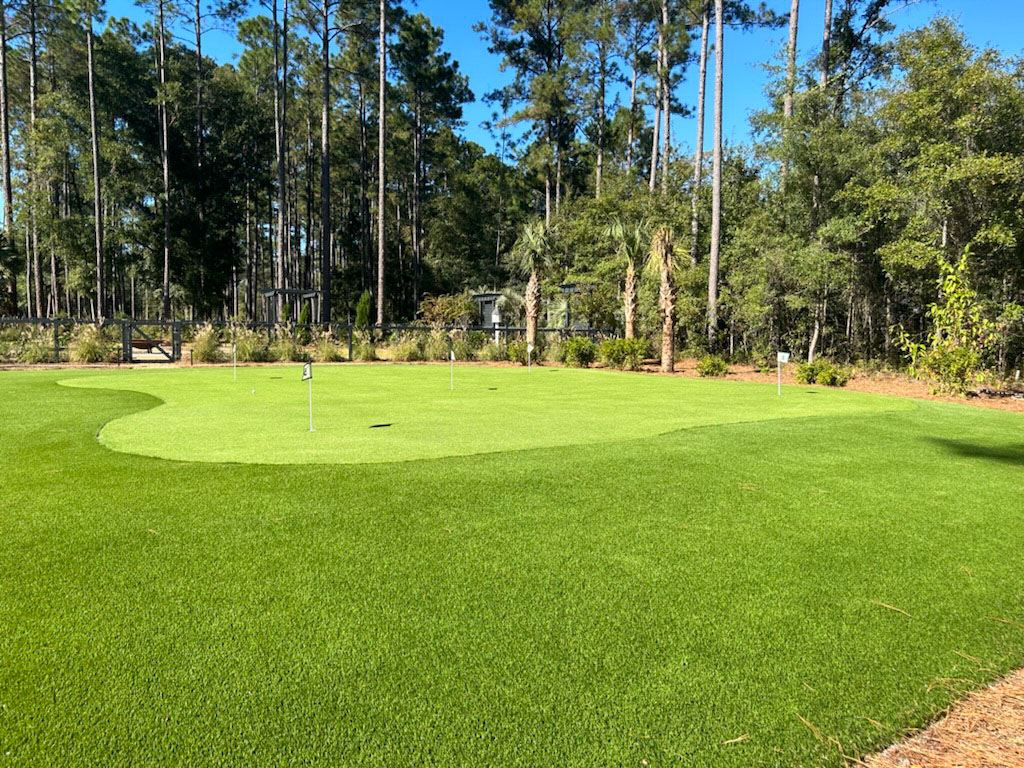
[450,353,454,391]
[777,358,781,396]
[233,343,237,382]
[308,376,314,432]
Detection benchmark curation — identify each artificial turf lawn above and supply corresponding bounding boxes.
[60,364,913,464]
[0,366,1022,767]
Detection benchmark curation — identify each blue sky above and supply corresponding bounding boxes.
[114,0,1024,156]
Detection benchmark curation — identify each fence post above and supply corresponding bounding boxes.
[121,320,132,363]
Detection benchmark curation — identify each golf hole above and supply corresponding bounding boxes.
[370,423,393,429]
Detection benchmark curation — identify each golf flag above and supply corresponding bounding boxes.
[527,343,534,354]
[450,349,455,362]
[302,362,312,381]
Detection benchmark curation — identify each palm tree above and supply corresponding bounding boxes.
[605,218,648,339]
[508,219,551,349]
[649,227,676,373]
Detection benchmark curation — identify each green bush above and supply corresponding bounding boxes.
[563,336,597,368]
[424,330,451,361]
[234,327,272,362]
[354,290,372,327]
[696,354,729,378]
[296,302,312,344]
[600,338,648,370]
[795,359,849,387]
[545,339,565,363]
[354,332,377,361]
[313,330,345,362]
[479,340,507,362]
[70,324,117,363]
[270,327,311,362]
[508,337,544,366]
[17,326,55,363]
[452,332,479,361]
[192,323,224,363]
[390,332,425,362]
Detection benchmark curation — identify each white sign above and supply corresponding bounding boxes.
[777,351,790,364]
[302,362,312,381]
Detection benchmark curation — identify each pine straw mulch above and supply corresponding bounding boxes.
[862,668,1024,767]
[645,358,1024,415]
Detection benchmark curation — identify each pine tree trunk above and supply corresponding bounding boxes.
[0,0,14,313]
[158,0,171,320]
[376,0,386,325]
[320,0,332,322]
[782,0,799,186]
[625,43,638,172]
[820,0,832,87]
[86,21,104,321]
[659,0,670,195]
[648,37,661,193]
[690,1,709,267]
[707,0,724,349]
[595,42,605,199]
[624,261,636,339]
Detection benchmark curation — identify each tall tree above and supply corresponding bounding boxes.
[690,0,709,266]
[706,0,723,348]
[0,0,13,313]
[375,0,385,324]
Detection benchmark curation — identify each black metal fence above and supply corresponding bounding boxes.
[0,316,617,365]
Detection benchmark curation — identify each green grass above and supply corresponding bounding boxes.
[2,364,1023,766]
[61,364,911,464]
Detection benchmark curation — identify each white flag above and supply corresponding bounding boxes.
[450,349,456,362]
[527,343,534,353]
[302,362,312,381]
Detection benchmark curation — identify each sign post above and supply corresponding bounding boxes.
[302,362,314,431]
[776,351,790,396]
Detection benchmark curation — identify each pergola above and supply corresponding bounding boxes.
[262,289,321,324]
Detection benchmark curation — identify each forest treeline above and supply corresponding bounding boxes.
[0,0,1022,373]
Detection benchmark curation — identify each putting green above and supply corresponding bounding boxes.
[61,363,913,464]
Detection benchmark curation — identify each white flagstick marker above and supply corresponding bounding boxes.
[527,342,534,371]
[302,362,314,431]
[450,347,455,391]
[776,351,790,396]
[233,343,237,382]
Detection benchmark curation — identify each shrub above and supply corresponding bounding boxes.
[18,326,55,363]
[600,338,648,370]
[507,337,544,366]
[423,330,451,361]
[270,327,311,362]
[795,359,849,387]
[545,339,565,363]
[70,324,117,363]
[234,327,272,362]
[354,332,377,361]
[390,332,425,362]
[418,292,476,327]
[452,331,479,361]
[296,302,312,344]
[313,330,345,362]
[563,336,597,368]
[191,323,224,363]
[354,290,372,327]
[696,354,729,378]
[478,340,507,362]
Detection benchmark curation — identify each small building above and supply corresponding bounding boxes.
[472,292,503,328]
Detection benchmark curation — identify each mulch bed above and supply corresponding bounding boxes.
[864,668,1024,767]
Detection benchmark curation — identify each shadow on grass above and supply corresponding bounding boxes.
[926,437,1024,466]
